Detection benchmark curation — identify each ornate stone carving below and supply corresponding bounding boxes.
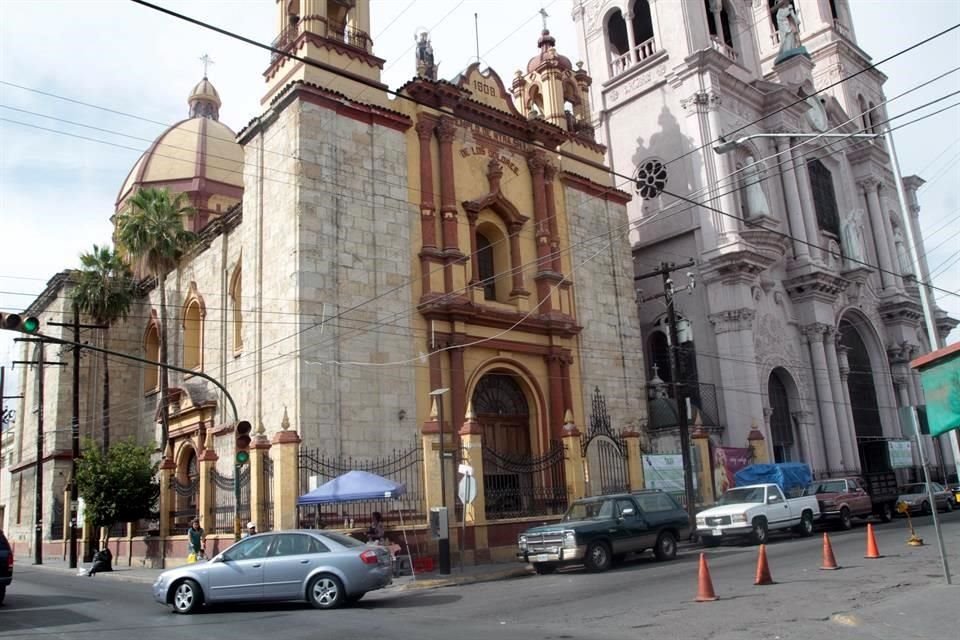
[708,308,756,334]
[802,322,832,343]
[436,117,457,143]
[415,117,436,140]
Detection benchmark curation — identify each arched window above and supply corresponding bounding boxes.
[477,232,496,301]
[182,299,203,371]
[867,101,877,133]
[229,265,242,354]
[768,371,795,462]
[607,10,629,56]
[631,0,655,51]
[857,95,869,131]
[807,159,840,237]
[706,0,734,50]
[143,323,160,393]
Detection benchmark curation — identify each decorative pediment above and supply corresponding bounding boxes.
[456,63,523,117]
[462,159,529,228]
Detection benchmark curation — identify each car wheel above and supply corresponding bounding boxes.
[584,541,612,572]
[534,563,557,575]
[654,531,678,561]
[796,511,815,537]
[308,574,345,610]
[922,501,932,515]
[0,585,5,605]
[701,535,722,548]
[751,518,769,545]
[879,503,893,523]
[171,579,202,615]
[838,507,853,530]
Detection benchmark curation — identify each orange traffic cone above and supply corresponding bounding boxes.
[864,523,882,559]
[820,533,840,570]
[695,553,719,602]
[754,544,774,585]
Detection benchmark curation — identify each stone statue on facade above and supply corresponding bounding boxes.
[740,155,771,220]
[415,30,438,81]
[773,0,809,64]
[841,208,866,267]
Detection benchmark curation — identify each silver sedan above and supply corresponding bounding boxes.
[153,530,392,614]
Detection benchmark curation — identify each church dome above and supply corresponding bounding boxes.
[526,30,573,74]
[116,76,243,226]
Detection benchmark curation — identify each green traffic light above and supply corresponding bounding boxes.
[236,451,250,465]
[22,317,40,334]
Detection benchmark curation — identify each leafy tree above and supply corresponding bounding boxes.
[76,439,159,542]
[72,244,136,452]
[114,188,196,454]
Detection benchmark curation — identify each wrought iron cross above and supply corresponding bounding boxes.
[199,53,215,78]
[539,7,549,31]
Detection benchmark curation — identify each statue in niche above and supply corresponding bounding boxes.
[740,155,771,219]
[415,31,438,81]
[841,209,866,267]
[773,0,809,63]
[895,228,913,276]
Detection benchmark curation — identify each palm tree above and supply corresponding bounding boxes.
[72,245,136,452]
[114,187,197,455]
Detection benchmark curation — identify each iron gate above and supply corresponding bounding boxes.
[482,440,568,520]
[581,387,629,496]
[210,466,250,534]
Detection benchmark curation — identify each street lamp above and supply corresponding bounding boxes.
[429,387,451,575]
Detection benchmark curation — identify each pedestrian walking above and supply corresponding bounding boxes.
[244,522,257,538]
[188,519,206,561]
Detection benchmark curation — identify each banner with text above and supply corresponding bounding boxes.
[713,446,752,496]
[643,454,697,492]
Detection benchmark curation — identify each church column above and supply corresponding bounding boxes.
[860,178,895,290]
[836,345,861,472]
[508,222,526,296]
[625,9,639,63]
[705,102,739,242]
[803,323,843,472]
[792,410,823,472]
[708,308,764,446]
[878,186,904,290]
[774,136,810,261]
[528,151,554,310]
[824,328,855,471]
[546,351,565,440]
[561,354,574,420]
[416,116,438,250]
[449,342,466,447]
[903,176,934,295]
[793,149,822,262]
[543,163,562,274]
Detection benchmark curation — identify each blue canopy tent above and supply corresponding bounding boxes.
[297,470,418,579]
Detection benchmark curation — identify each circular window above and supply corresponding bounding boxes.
[634,158,668,200]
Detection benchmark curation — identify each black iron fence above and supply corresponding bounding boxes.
[297,443,426,531]
[262,454,275,531]
[482,440,567,520]
[210,467,250,534]
[581,433,629,497]
[169,475,199,536]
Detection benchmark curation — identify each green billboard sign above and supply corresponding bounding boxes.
[917,351,960,437]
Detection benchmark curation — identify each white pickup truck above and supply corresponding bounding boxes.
[695,483,820,546]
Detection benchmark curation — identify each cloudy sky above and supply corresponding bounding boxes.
[1,0,958,395]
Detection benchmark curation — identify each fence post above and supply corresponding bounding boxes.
[420,398,444,516]
[691,416,714,505]
[271,408,301,530]
[622,429,645,491]
[561,410,588,502]
[459,405,487,563]
[198,430,218,534]
[748,421,769,464]
[159,443,176,538]
[249,426,272,531]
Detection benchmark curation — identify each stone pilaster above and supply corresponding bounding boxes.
[792,409,823,471]
[824,328,856,471]
[271,409,301,531]
[748,423,768,464]
[561,411,587,502]
[197,430,218,533]
[708,307,763,446]
[421,399,444,514]
[622,429,645,493]
[690,420,713,504]
[803,323,843,472]
[860,178,895,291]
[836,345,861,472]
[249,424,271,531]
[775,136,810,261]
[159,442,176,537]
[459,406,486,526]
[543,163,562,274]
[793,150,821,262]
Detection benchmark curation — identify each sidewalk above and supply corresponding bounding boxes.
[27,557,533,591]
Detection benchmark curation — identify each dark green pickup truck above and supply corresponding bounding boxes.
[517,490,691,574]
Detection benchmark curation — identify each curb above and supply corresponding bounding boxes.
[25,563,158,585]
[396,565,533,591]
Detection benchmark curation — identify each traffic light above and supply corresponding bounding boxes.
[0,313,40,334]
[235,420,252,465]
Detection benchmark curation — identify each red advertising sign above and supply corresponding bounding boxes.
[713,446,752,496]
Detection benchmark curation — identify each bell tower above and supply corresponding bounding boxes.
[263,0,387,107]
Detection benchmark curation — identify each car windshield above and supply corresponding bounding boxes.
[320,532,365,548]
[717,487,766,505]
[563,499,614,521]
[902,484,926,495]
[806,481,846,495]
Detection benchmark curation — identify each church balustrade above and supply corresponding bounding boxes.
[710,36,738,62]
[270,16,371,62]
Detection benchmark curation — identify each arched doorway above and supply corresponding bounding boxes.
[838,318,884,471]
[768,368,800,462]
[472,373,532,456]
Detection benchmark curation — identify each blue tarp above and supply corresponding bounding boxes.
[297,470,406,505]
[734,463,813,496]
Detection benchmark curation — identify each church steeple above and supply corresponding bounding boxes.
[188,76,221,120]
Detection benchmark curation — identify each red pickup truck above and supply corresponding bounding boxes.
[804,475,896,529]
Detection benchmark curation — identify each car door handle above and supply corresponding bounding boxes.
[252,563,262,568]
[300,559,310,564]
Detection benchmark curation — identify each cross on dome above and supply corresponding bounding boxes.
[199,53,215,79]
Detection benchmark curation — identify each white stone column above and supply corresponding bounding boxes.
[709,308,764,446]
[903,175,934,293]
[836,346,861,472]
[879,186,904,290]
[825,329,855,471]
[793,145,822,262]
[861,178,895,290]
[706,103,740,244]
[792,410,824,472]
[625,11,639,63]
[804,323,843,472]
[775,136,810,261]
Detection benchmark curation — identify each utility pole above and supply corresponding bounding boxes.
[14,339,67,565]
[635,260,698,527]
[48,310,108,570]
[1,366,25,518]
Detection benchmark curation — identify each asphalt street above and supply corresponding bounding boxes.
[2,512,958,640]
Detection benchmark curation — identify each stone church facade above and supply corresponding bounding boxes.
[574,0,958,476]
[4,0,646,561]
